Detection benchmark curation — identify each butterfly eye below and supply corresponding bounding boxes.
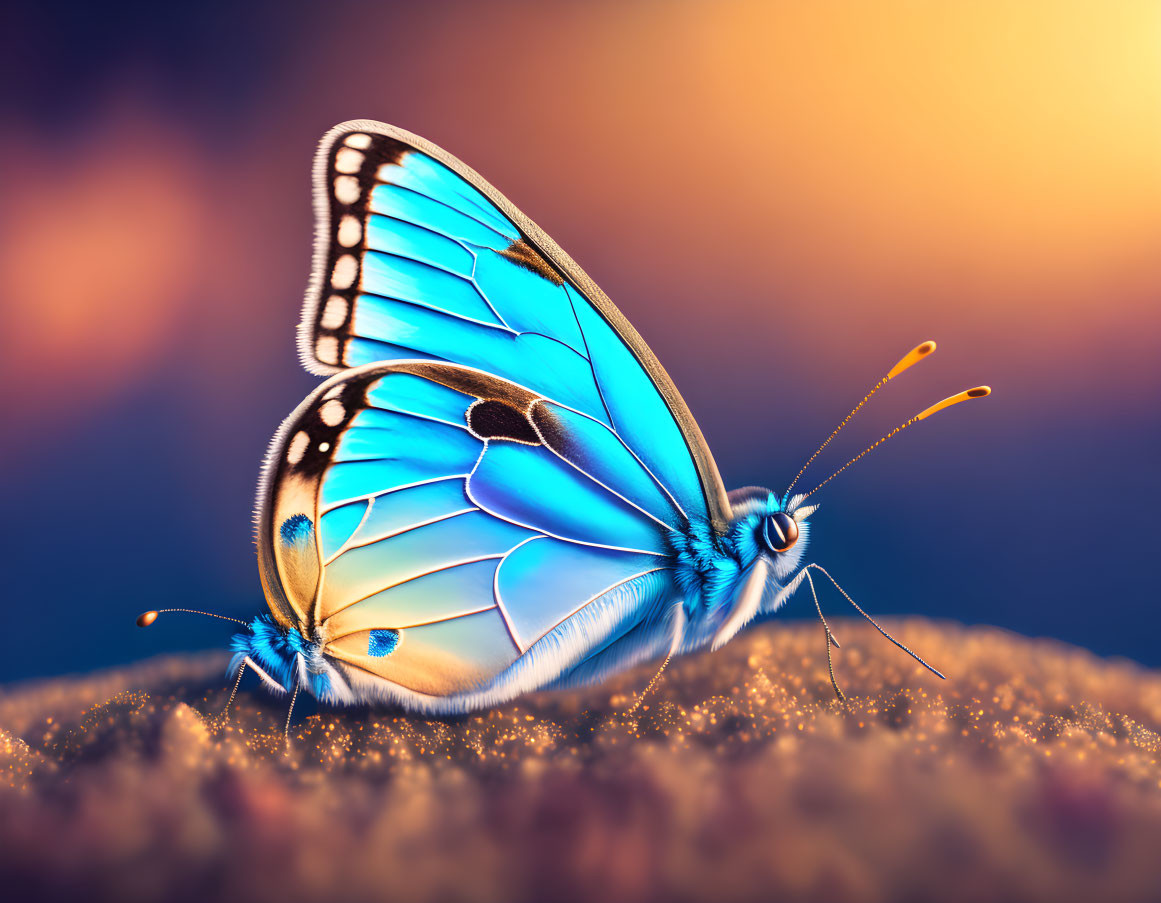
[763,512,799,553]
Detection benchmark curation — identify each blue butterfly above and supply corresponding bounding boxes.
[140,121,989,718]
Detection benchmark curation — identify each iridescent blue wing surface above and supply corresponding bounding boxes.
[256,362,674,704]
[299,120,730,531]
[258,121,735,708]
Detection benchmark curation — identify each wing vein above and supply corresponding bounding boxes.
[319,474,470,514]
[327,553,508,617]
[353,289,517,335]
[464,443,665,556]
[324,506,479,565]
[326,602,499,639]
[533,397,690,524]
[373,182,514,242]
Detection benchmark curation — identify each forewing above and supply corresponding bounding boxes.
[300,120,731,529]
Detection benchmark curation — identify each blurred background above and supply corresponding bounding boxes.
[1,0,1158,683]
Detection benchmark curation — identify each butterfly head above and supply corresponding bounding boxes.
[763,493,820,556]
[227,615,354,704]
[722,488,817,581]
[689,489,819,652]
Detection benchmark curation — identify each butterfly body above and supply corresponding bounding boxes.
[218,120,981,715]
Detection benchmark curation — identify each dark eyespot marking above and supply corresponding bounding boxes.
[467,399,540,444]
[499,239,564,286]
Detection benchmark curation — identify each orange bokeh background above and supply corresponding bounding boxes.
[4,2,1160,417]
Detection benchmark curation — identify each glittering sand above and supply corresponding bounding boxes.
[3,620,1161,903]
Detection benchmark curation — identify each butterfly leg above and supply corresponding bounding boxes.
[283,681,300,748]
[625,602,686,719]
[803,568,846,704]
[219,657,248,725]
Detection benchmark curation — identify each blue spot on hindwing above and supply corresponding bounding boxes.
[280,513,314,546]
[368,628,400,657]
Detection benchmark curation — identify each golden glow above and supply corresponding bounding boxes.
[693,1,1161,293]
[424,0,1161,300]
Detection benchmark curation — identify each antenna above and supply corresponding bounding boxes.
[784,340,937,496]
[136,608,249,628]
[626,603,686,720]
[799,386,991,499]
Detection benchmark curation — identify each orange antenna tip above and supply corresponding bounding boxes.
[886,340,936,380]
[136,610,160,627]
[916,386,991,421]
[784,340,938,496]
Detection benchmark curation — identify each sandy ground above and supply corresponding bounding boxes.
[2,619,1160,903]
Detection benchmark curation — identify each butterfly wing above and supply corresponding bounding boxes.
[256,361,677,707]
[258,121,734,709]
[299,120,730,531]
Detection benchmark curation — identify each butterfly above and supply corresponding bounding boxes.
[138,120,989,719]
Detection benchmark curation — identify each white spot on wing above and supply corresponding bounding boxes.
[287,431,309,465]
[319,399,345,427]
[343,133,372,150]
[320,295,348,330]
[316,336,341,366]
[331,255,358,290]
[334,148,365,174]
[334,176,360,205]
[337,215,362,247]
[318,441,331,453]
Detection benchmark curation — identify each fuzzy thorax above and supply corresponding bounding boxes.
[228,615,354,704]
[669,489,811,612]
